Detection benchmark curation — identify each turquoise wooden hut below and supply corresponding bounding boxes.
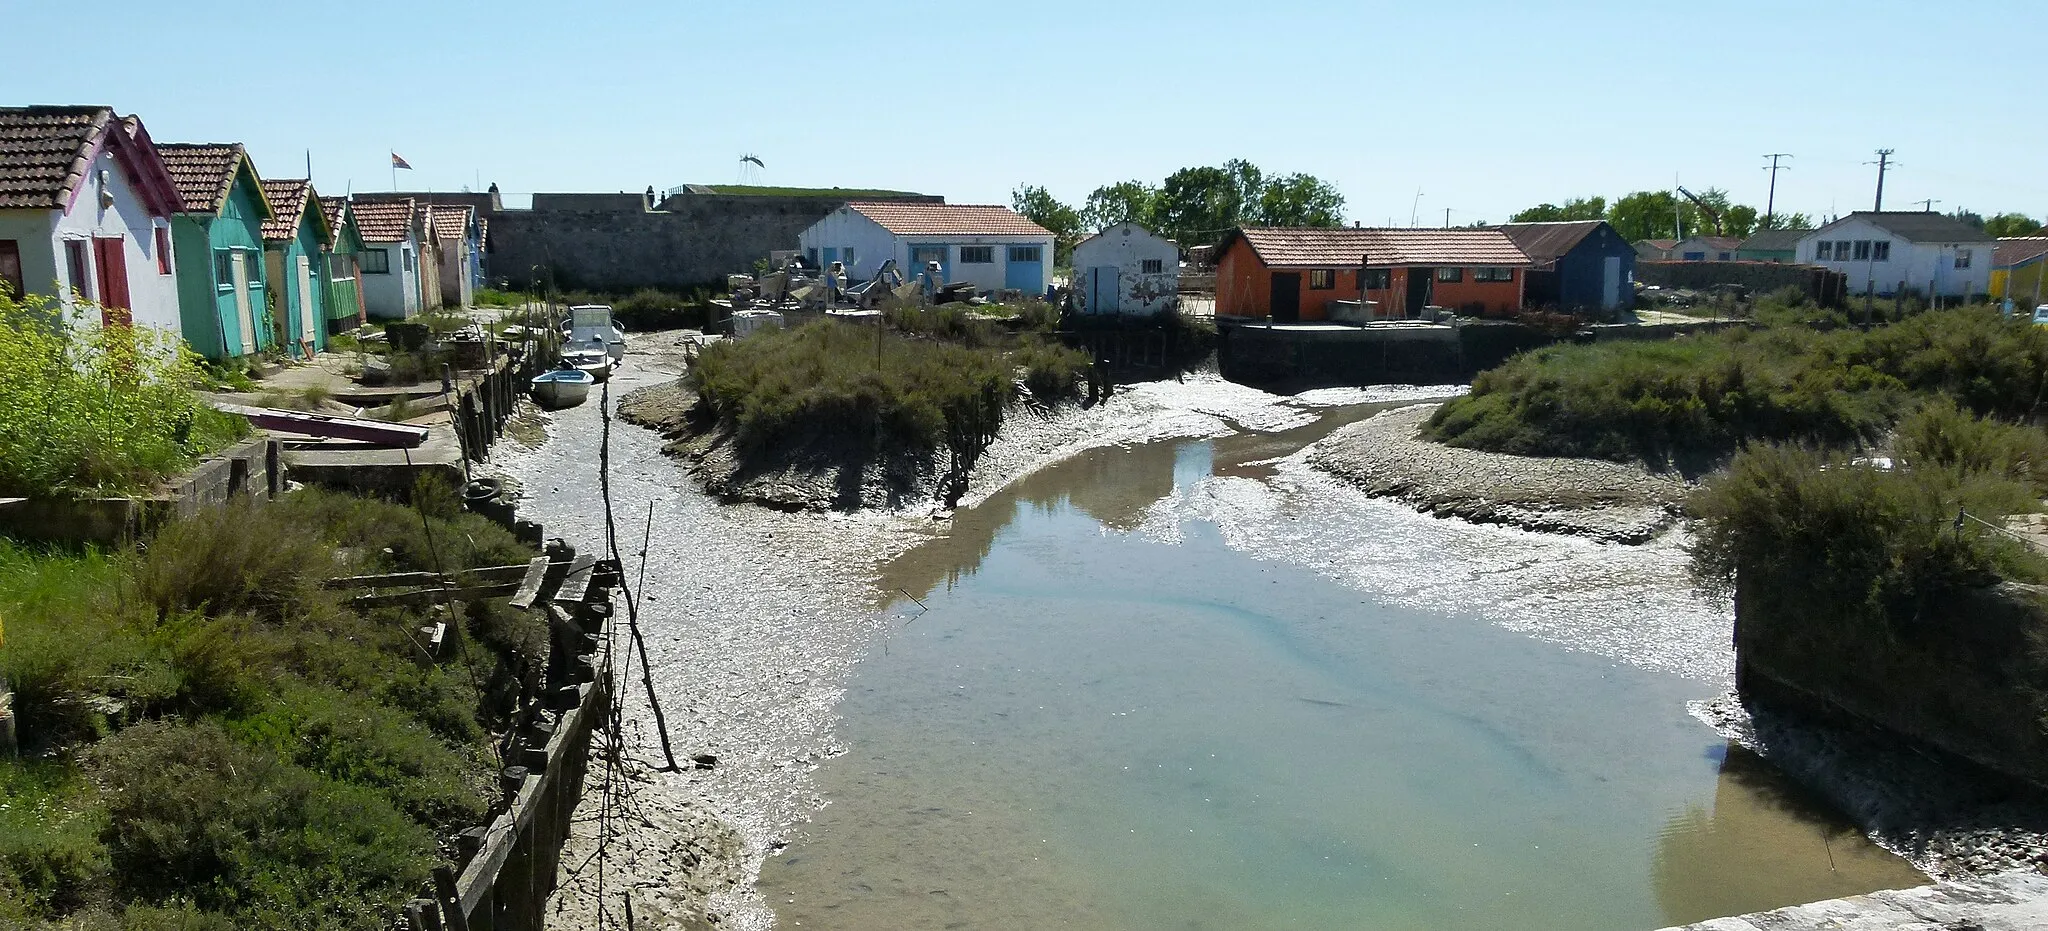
[259,178,332,356]
[158,143,273,360]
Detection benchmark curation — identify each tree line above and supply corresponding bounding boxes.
[1514,192,2042,243]
[1012,159,1345,263]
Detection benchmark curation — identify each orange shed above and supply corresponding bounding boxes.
[1214,227,1530,322]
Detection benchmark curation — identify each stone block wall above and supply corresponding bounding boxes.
[1638,261,1849,306]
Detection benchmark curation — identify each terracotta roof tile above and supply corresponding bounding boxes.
[157,143,247,214]
[259,178,309,241]
[1995,237,2048,268]
[318,196,353,249]
[426,203,473,240]
[847,202,1050,238]
[1230,227,1529,267]
[351,198,415,243]
[0,105,112,209]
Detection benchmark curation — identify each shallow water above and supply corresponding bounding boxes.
[758,416,1923,931]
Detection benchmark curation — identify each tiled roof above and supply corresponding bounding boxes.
[1738,228,1810,251]
[1831,211,1994,244]
[157,142,248,214]
[259,178,309,241]
[426,203,473,240]
[351,198,415,243]
[847,202,1051,238]
[1497,221,1605,263]
[1227,227,1529,267]
[1995,238,2048,268]
[318,196,354,249]
[1639,239,1678,251]
[0,105,112,208]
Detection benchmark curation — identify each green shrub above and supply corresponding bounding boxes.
[224,685,488,826]
[1013,337,1090,402]
[0,291,230,496]
[0,760,106,918]
[1895,399,2048,496]
[0,543,162,748]
[133,500,331,622]
[91,721,434,930]
[473,288,525,308]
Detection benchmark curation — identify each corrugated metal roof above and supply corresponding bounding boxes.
[847,202,1050,238]
[1497,221,1604,263]
[0,105,109,209]
[1995,237,2048,268]
[1830,211,1994,244]
[1228,227,1529,267]
[351,198,415,243]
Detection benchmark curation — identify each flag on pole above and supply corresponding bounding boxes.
[391,152,412,170]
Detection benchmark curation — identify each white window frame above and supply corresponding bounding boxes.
[959,245,994,264]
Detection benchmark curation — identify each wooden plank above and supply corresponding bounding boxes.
[505,556,553,609]
[350,581,522,608]
[551,554,597,606]
[325,562,563,591]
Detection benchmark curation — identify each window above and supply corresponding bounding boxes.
[1308,269,1336,289]
[1834,240,1850,260]
[154,226,173,274]
[1682,251,1706,261]
[844,248,856,268]
[1853,240,1871,261]
[65,240,93,300]
[1435,267,1463,282]
[361,249,391,274]
[1872,241,1890,262]
[1363,268,1390,290]
[960,246,994,264]
[913,246,945,266]
[1815,241,1833,260]
[1955,249,1973,269]
[1008,246,1041,263]
[0,240,22,298]
[805,247,817,266]
[1142,259,1164,275]
[1474,267,1515,282]
[1717,252,1732,260]
[212,248,234,287]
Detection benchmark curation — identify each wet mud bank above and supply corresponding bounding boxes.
[1306,403,1689,543]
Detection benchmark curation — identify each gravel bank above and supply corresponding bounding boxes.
[1307,404,1690,543]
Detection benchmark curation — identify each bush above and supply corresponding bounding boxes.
[1013,337,1090,402]
[224,685,489,826]
[0,760,106,918]
[0,543,162,748]
[0,291,232,496]
[1895,398,2048,497]
[473,288,525,308]
[91,721,434,930]
[133,500,331,622]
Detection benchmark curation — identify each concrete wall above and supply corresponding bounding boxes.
[490,192,941,291]
[1073,224,1180,315]
[1796,218,1994,297]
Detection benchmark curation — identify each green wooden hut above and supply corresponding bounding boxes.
[158,143,273,360]
[258,179,332,356]
[318,196,367,330]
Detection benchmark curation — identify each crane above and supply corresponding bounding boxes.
[1676,186,1724,236]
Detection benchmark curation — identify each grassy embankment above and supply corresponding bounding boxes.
[1420,299,2048,759]
[0,489,539,930]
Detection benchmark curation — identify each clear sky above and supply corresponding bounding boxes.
[10,0,2045,227]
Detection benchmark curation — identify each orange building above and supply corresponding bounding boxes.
[1213,227,1531,322]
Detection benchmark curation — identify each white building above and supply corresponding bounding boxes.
[1796,212,1995,298]
[1071,223,1180,316]
[350,198,423,319]
[797,202,1054,295]
[0,106,185,333]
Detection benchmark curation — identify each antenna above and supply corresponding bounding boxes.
[1409,189,1423,227]
[737,153,765,186]
[1913,198,1940,212]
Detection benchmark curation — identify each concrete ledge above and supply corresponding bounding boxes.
[1656,870,2048,931]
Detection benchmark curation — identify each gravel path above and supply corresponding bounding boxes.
[1307,404,1691,543]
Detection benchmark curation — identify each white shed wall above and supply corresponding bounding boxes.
[1072,224,1181,315]
[1797,218,1994,297]
[360,239,420,319]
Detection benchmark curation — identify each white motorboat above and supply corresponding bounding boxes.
[565,304,627,362]
[562,347,612,383]
[531,367,594,408]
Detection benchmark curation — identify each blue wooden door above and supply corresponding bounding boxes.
[1087,266,1118,314]
[1005,244,1044,292]
[908,243,948,282]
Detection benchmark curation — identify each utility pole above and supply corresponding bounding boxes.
[1913,198,1940,212]
[1868,149,1895,210]
[1444,207,1452,228]
[1761,153,1792,227]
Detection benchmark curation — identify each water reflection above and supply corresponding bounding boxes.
[1653,744,1923,926]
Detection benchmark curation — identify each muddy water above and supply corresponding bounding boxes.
[757,414,1923,931]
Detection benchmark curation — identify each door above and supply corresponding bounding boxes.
[1087,266,1119,314]
[231,250,255,354]
[1005,244,1044,293]
[91,236,131,325]
[909,243,948,283]
[1602,255,1622,309]
[1404,268,1431,317]
[1270,272,1301,323]
[296,255,316,351]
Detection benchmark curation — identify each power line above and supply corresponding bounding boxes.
[1867,149,1896,211]
[1761,153,1793,226]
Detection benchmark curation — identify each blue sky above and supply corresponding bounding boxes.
[11,0,2045,227]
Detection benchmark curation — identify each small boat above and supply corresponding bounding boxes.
[531,367,594,408]
[565,305,627,362]
[562,347,612,383]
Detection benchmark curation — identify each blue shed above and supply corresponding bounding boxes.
[1499,220,1635,314]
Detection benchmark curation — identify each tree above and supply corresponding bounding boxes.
[1510,196,1606,223]
[1755,212,1815,231]
[1011,184,1083,265]
[1984,212,2043,238]
[1250,173,1345,227]
[1081,181,1157,231]
[1950,208,1986,230]
[1151,165,1238,249]
[1608,190,1691,242]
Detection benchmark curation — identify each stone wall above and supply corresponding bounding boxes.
[1218,323,1467,389]
[489,192,941,292]
[1638,261,1849,305]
